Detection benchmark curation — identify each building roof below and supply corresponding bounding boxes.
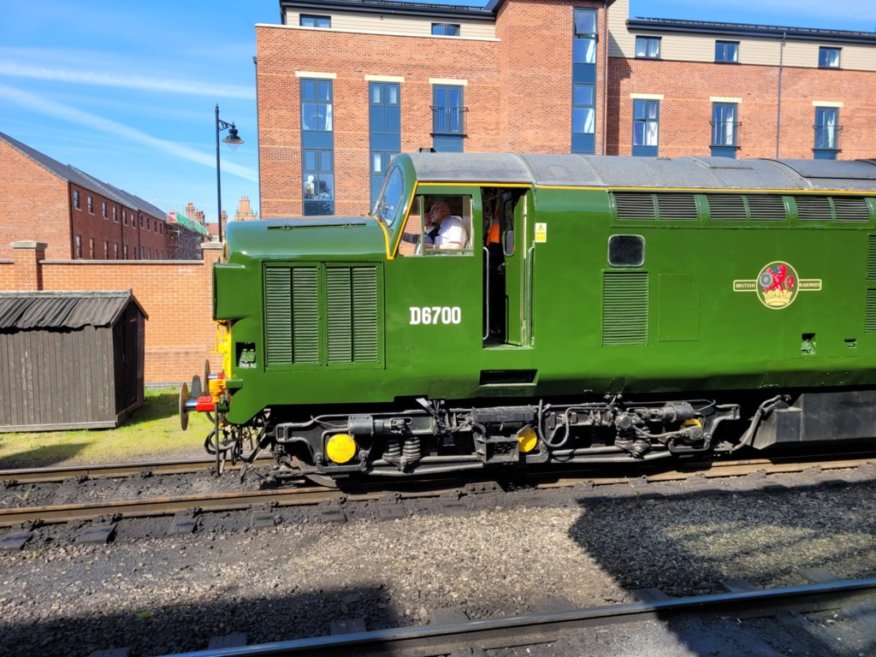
[0,132,168,220]
[0,291,147,330]
[406,153,876,192]
[627,17,876,45]
[280,0,494,22]
[279,0,613,23]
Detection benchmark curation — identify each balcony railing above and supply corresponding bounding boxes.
[431,105,468,136]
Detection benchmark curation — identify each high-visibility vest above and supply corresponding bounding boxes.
[487,221,500,245]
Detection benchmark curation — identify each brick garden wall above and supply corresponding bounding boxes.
[0,244,222,385]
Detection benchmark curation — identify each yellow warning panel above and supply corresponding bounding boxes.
[535,222,547,243]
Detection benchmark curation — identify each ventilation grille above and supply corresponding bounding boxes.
[265,267,320,366]
[614,193,656,219]
[867,290,876,333]
[796,196,833,220]
[603,272,649,345]
[264,265,381,367]
[327,266,379,364]
[834,197,871,221]
[868,235,876,280]
[656,193,698,219]
[707,194,747,220]
[746,195,787,220]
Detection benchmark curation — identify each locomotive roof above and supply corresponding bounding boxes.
[406,153,876,193]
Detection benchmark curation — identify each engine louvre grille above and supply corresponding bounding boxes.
[614,192,656,220]
[834,197,871,222]
[264,264,382,368]
[264,267,320,366]
[327,266,380,364]
[706,194,747,220]
[795,195,833,221]
[746,195,787,220]
[867,289,876,334]
[656,193,699,220]
[603,272,649,345]
[868,235,876,280]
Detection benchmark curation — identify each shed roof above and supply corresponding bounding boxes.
[0,291,147,330]
[406,153,876,193]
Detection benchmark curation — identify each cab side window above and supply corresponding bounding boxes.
[399,195,473,256]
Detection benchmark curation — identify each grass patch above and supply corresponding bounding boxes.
[0,388,212,468]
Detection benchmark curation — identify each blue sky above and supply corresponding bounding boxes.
[0,0,871,225]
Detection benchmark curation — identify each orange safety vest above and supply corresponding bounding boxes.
[487,220,501,245]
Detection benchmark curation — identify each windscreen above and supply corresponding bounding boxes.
[373,165,407,228]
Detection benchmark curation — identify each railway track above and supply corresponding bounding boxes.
[0,452,873,529]
[0,457,260,484]
[158,576,876,657]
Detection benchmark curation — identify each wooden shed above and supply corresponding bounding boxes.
[0,291,147,431]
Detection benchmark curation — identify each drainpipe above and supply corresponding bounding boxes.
[775,31,786,158]
[601,2,610,155]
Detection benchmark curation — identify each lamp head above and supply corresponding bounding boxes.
[223,124,244,150]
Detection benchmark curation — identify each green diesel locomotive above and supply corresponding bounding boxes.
[181,153,876,481]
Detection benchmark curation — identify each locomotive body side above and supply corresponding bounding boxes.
[187,153,876,480]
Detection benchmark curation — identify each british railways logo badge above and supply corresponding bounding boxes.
[732,261,822,309]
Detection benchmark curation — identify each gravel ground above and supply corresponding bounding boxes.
[0,468,873,656]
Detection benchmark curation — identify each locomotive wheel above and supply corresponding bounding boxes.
[179,382,190,431]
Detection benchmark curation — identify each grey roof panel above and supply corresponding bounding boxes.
[0,292,142,330]
[408,153,876,192]
[408,152,535,184]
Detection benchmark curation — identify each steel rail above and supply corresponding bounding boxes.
[157,577,876,657]
[0,453,872,528]
[0,487,360,528]
[0,457,272,484]
[1,449,872,485]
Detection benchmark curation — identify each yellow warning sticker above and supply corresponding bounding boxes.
[534,222,547,243]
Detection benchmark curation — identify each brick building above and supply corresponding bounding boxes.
[0,132,205,260]
[255,0,875,218]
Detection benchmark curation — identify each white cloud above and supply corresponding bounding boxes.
[0,62,254,99]
[0,83,258,182]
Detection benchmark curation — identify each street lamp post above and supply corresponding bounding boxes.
[215,104,244,243]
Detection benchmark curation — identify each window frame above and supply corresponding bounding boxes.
[635,36,661,60]
[300,78,333,133]
[573,8,598,65]
[431,23,460,36]
[711,102,739,148]
[431,85,466,137]
[299,14,330,28]
[715,40,739,64]
[818,46,841,69]
[813,106,840,158]
[572,83,596,136]
[632,99,660,156]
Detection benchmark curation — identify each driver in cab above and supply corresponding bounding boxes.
[423,200,466,250]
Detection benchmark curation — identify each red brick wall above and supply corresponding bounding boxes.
[1,244,222,384]
[0,261,14,290]
[39,252,222,384]
[496,0,607,153]
[0,144,69,260]
[608,58,876,159]
[256,24,502,217]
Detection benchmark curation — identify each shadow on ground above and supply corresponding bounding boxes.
[0,584,399,657]
[126,392,178,425]
[0,441,89,469]
[567,479,876,657]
